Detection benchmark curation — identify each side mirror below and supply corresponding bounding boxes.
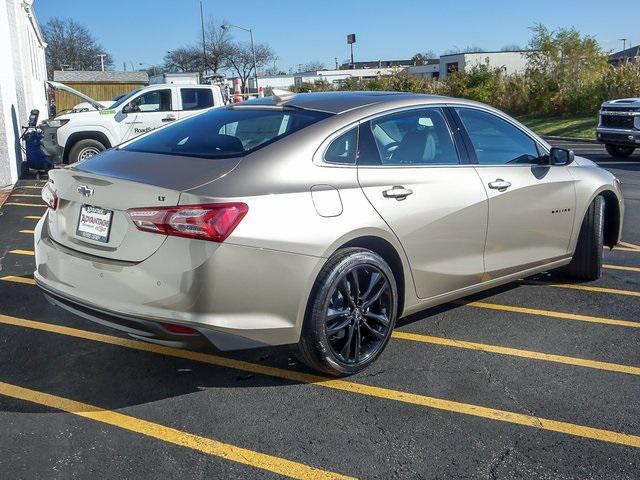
[549,147,575,166]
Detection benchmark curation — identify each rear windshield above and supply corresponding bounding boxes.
[123,107,332,159]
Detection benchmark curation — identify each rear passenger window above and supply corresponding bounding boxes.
[324,128,358,164]
[367,108,459,166]
[181,88,214,111]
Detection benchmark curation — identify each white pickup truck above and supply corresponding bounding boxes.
[41,81,225,164]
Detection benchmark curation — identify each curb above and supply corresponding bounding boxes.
[0,186,14,209]
[544,136,600,144]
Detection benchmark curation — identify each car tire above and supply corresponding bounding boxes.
[564,195,604,281]
[297,247,398,376]
[605,144,635,158]
[68,139,106,164]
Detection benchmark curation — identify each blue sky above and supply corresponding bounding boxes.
[34,0,637,73]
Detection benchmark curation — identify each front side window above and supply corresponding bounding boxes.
[126,89,172,113]
[455,108,540,165]
[181,88,214,111]
[123,107,331,159]
[365,107,459,166]
[324,128,357,164]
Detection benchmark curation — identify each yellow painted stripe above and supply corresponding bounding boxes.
[0,276,36,285]
[619,241,640,250]
[12,193,41,198]
[3,202,47,208]
[614,247,640,253]
[604,264,640,273]
[521,280,640,298]
[0,314,639,449]
[19,230,35,234]
[21,185,43,190]
[24,215,42,220]
[2,274,636,376]
[392,331,640,376]
[0,381,350,480]
[458,300,639,328]
[9,250,34,256]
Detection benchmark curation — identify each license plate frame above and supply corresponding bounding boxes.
[76,205,113,243]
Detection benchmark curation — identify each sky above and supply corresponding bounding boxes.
[34,0,638,73]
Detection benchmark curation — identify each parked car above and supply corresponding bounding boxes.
[40,81,225,164]
[34,92,624,376]
[597,97,640,158]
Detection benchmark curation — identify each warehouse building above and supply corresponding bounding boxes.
[0,0,47,186]
[438,50,530,78]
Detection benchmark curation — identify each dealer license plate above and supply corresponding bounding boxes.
[76,205,113,243]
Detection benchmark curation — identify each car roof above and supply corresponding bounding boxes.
[238,91,449,114]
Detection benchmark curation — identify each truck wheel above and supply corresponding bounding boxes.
[68,139,106,164]
[605,144,635,158]
[297,248,397,376]
[564,196,604,281]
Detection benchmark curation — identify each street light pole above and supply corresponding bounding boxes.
[200,0,207,80]
[98,54,106,71]
[223,23,259,94]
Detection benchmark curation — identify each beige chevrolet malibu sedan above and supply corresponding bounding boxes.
[35,92,624,375]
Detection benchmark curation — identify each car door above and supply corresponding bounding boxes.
[452,106,576,277]
[120,88,175,141]
[357,106,488,299]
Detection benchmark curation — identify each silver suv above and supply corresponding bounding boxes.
[597,98,640,158]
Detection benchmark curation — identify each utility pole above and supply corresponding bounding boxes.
[98,54,106,71]
[222,24,259,94]
[200,0,207,80]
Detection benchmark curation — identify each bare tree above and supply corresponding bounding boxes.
[204,18,233,73]
[226,42,276,91]
[163,47,201,72]
[301,61,325,72]
[43,17,113,77]
[501,44,523,52]
[411,51,437,65]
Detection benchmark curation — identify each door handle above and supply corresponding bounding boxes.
[162,115,176,122]
[488,179,512,191]
[382,186,413,200]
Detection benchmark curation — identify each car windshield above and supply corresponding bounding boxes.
[109,88,142,109]
[122,107,332,159]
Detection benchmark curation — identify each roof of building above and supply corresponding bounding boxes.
[610,45,640,62]
[439,50,532,58]
[53,70,149,83]
[339,59,418,69]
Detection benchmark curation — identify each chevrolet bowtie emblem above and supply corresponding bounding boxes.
[77,185,94,197]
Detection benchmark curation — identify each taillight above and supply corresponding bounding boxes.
[127,203,248,242]
[42,182,58,210]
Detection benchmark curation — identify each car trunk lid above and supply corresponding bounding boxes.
[46,150,241,262]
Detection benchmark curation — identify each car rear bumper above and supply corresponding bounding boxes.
[596,127,640,147]
[34,214,322,351]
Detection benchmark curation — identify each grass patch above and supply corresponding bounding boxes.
[516,114,597,139]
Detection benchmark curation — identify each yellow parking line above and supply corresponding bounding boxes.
[0,381,350,480]
[521,280,640,298]
[0,276,35,285]
[21,185,42,190]
[392,331,640,376]
[4,202,46,208]
[619,241,640,250]
[2,274,635,376]
[9,250,34,256]
[604,264,640,273]
[457,300,639,328]
[24,215,42,220]
[614,247,640,253]
[11,193,41,198]
[0,313,639,449]
[19,230,34,234]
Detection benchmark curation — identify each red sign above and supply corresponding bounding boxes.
[347,34,356,44]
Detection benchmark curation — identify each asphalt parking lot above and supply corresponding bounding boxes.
[0,141,639,479]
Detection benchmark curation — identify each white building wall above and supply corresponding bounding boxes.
[0,0,47,186]
[439,51,529,78]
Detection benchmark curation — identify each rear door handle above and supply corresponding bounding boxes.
[162,114,176,122]
[382,186,413,200]
[488,179,512,191]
